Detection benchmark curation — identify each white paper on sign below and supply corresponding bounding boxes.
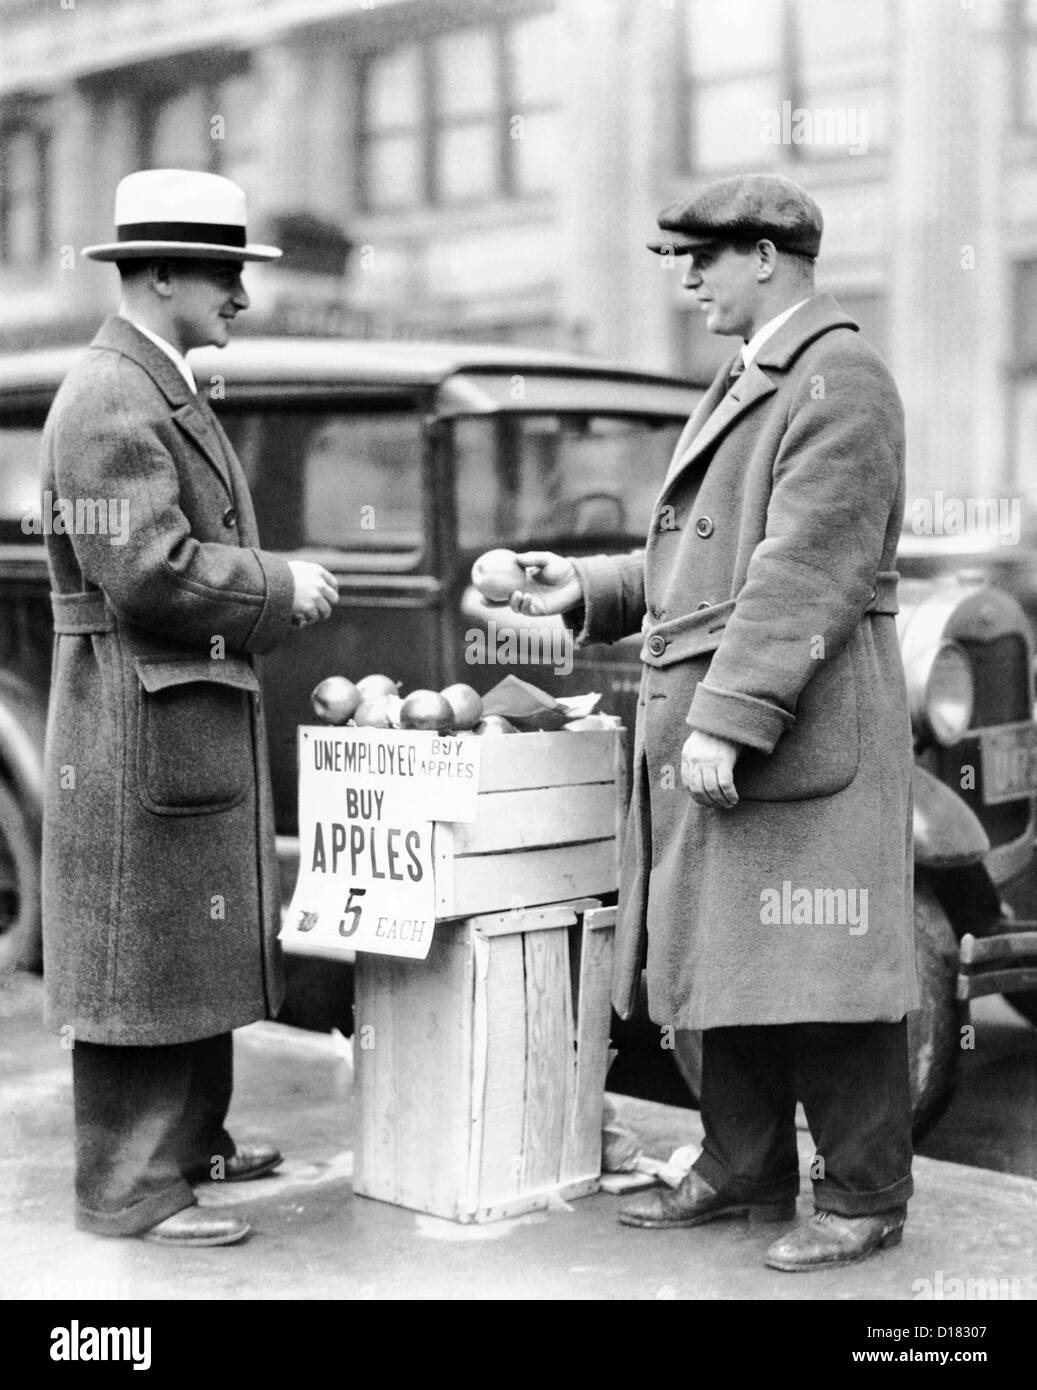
[283,729,439,959]
[281,726,481,960]
[295,725,482,822]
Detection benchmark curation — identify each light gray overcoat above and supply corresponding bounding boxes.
[573,294,919,1030]
[40,316,296,1045]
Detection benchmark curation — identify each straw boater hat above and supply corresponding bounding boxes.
[82,168,282,263]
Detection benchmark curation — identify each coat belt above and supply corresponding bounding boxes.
[640,569,900,667]
[51,591,114,634]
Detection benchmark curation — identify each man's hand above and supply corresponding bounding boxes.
[507,552,584,616]
[681,729,741,809]
[287,560,338,627]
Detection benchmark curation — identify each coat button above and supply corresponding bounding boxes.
[647,634,667,657]
[695,516,714,538]
[222,506,238,529]
[695,600,712,611]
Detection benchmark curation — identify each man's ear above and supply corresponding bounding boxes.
[147,260,175,300]
[755,240,778,283]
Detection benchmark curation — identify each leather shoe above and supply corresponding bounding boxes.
[187,1143,283,1184]
[619,1170,796,1229]
[142,1207,250,1247]
[764,1207,906,1271]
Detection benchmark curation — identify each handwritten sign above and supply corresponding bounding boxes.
[281,727,482,959]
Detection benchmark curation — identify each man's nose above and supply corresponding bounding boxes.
[682,262,701,289]
[231,278,250,310]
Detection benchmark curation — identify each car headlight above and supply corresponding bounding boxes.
[925,642,975,745]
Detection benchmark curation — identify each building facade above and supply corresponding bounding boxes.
[0,0,1034,504]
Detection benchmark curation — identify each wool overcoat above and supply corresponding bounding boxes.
[572,293,919,1030]
[40,316,296,1045]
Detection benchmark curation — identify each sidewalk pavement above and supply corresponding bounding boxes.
[1,972,1034,1301]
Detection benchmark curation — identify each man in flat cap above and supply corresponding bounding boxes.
[495,173,916,1271]
[41,169,339,1246]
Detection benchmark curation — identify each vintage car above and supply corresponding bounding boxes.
[0,336,1034,1138]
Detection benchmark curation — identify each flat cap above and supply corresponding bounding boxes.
[647,173,823,258]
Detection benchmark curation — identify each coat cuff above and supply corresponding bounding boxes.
[245,551,297,655]
[686,681,794,754]
[565,554,632,647]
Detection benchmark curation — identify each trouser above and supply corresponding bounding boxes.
[692,1019,914,1218]
[72,1032,236,1236]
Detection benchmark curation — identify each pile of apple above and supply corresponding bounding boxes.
[311,673,516,735]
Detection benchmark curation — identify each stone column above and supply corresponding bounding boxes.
[888,0,986,502]
[559,0,672,367]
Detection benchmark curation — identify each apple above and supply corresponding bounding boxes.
[355,673,401,701]
[310,676,361,725]
[470,549,527,603]
[440,683,483,730]
[354,695,398,728]
[399,690,454,732]
[474,715,517,735]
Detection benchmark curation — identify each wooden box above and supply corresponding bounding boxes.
[433,729,626,919]
[353,902,616,1222]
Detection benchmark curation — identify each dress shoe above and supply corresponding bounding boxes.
[187,1143,283,1184]
[142,1207,251,1247]
[618,1169,796,1229]
[764,1207,907,1271]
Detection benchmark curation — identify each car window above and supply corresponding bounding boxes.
[218,407,424,563]
[453,413,684,552]
[0,425,44,543]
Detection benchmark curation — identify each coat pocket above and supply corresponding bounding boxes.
[134,656,259,816]
[735,642,861,802]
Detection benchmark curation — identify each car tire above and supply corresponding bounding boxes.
[670,880,965,1143]
[0,779,42,974]
[909,878,966,1141]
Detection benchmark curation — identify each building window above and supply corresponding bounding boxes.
[359,10,560,212]
[1012,0,1037,130]
[138,63,256,181]
[0,124,49,267]
[791,0,891,157]
[679,0,891,173]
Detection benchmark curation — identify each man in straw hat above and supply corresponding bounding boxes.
[41,169,339,1246]
[493,173,916,1272]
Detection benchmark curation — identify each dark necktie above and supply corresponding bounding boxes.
[726,354,746,393]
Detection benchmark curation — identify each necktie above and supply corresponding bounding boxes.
[726,354,745,393]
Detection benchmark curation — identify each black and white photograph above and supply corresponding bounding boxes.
[0,0,1035,1340]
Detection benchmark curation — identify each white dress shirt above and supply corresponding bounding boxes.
[740,297,812,370]
[119,314,197,393]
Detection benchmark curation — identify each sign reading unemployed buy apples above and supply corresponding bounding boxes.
[281,726,482,959]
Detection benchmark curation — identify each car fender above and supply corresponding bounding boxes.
[913,764,989,869]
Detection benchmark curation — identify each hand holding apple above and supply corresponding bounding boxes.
[508,551,583,617]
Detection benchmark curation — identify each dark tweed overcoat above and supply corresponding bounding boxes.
[573,294,919,1030]
[40,316,296,1045]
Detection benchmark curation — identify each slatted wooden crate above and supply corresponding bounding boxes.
[433,729,625,919]
[353,901,616,1222]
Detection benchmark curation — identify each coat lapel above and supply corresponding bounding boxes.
[660,362,777,497]
[91,317,234,499]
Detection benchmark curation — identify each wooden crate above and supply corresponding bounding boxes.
[433,729,626,919]
[353,902,616,1222]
